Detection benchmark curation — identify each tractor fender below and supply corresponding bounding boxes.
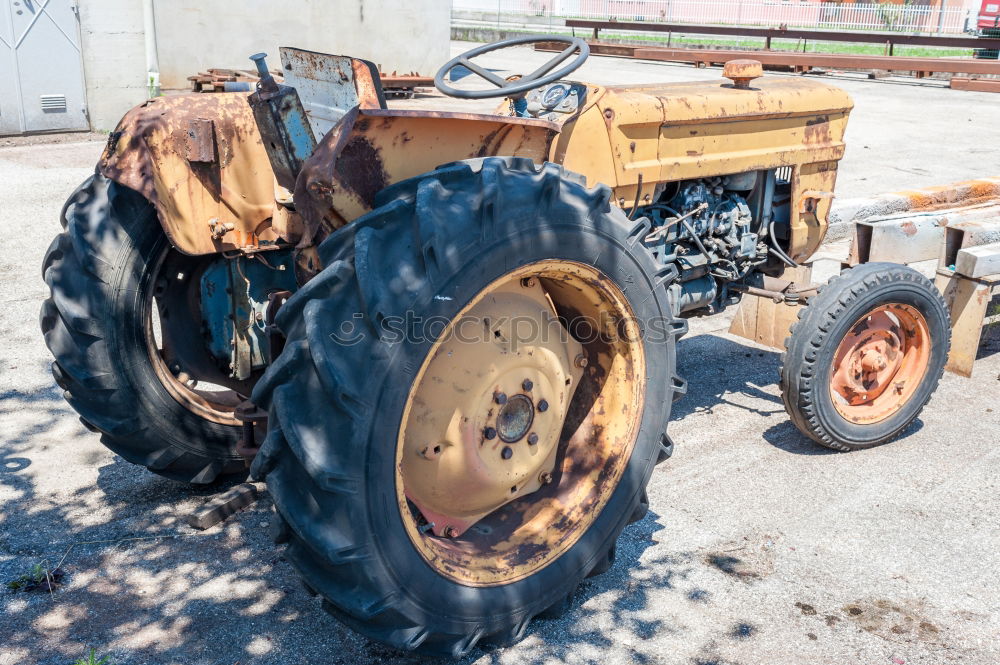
[99,93,281,256]
[294,107,561,236]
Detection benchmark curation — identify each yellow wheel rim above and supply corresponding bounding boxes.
[396,260,645,586]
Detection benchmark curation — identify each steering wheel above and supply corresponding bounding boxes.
[435,35,589,100]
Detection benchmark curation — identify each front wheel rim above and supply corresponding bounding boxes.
[829,303,931,425]
[396,260,646,587]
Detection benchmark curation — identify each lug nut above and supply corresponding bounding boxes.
[537,399,548,412]
[574,354,588,368]
[494,391,507,405]
[527,433,539,445]
[484,427,497,440]
[522,379,533,391]
[539,471,553,485]
[520,277,537,288]
[501,446,513,460]
[443,526,458,538]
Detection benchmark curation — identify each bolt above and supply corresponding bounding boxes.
[539,471,553,485]
[537,399,549,412]
[443,526,458,538]
[501,446,513,460]
[494,391,507,405]
[603,108,613,119]
[527,432,539,445]
[574,354,588,368]
[484,427,497,440]
[522,379,533,391]
[520,277,537,288]
[419,521,435,534]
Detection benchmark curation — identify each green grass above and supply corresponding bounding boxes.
[6,563,48,591]
[73,649,111,665]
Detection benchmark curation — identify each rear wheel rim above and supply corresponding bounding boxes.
[829,303,931,425]
[396,260,645,586]
[144,245,242,426]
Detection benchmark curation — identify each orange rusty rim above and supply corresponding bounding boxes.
[829,303,931,425]
[145,246,241,426]
[396,260,645,586]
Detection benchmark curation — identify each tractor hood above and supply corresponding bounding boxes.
[594,76,854,187]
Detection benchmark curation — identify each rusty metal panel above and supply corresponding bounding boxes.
[295,108,560,233]
[595,77,851,187]
[934,269,1000,377]
[99,93,279,256]
[279,48,386,140]
[185,118,217,163]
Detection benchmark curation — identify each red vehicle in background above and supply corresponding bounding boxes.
[976,0,1000,58]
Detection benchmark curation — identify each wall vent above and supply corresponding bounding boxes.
[40,94,68,113]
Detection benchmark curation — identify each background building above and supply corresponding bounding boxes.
[0,0,450,135]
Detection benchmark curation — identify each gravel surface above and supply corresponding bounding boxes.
[2,44,999,665]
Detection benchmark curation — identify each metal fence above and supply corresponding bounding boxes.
[452,0,973,34]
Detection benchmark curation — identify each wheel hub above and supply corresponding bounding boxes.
[496,393,534,442]
[830,303,931,424]
[399,277,584,538]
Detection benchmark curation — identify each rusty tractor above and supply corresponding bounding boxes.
[41,37,951,656]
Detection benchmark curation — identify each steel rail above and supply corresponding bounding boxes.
[566,18,1000,53]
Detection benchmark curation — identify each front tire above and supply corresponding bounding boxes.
[40,174,245,483]
[251,159,685,656]
[780,262,950,450]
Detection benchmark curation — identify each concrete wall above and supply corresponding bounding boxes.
[78,0,149,132]
[151,0,450,90]
[77,0,449,131]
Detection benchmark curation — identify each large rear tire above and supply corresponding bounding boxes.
[40,174,245,483]
[251,159,686,657]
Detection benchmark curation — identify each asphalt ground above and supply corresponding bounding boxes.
[1,42,999,665]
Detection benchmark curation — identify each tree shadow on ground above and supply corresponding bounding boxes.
[0,371,723,665]
[10,327,938,663]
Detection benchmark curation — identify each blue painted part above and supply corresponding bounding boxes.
[277,92,317,166]
[513,97,529,117]
[200,249,298,376]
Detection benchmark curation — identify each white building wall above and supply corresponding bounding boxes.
[78,0,450,131]
[78,0,149,132]
[152,0,451,91]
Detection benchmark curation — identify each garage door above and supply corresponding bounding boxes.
[0,0,88,135]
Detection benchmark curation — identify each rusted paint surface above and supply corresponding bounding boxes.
[558,76,850,261]
[100,93,280,256]
[934,270,1000,378]
[295,108,559,234]
[830,304,931,425]
[896,177,1000,212]
[396,261,644,586]
[722,59,763,89]
[399,277,584,539]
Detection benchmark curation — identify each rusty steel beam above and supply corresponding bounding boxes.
[950,76,1000,93]
[566,18,1000,51]
[630,46,1000,76]
[536,41,1000,76]
[380,74,434,88]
